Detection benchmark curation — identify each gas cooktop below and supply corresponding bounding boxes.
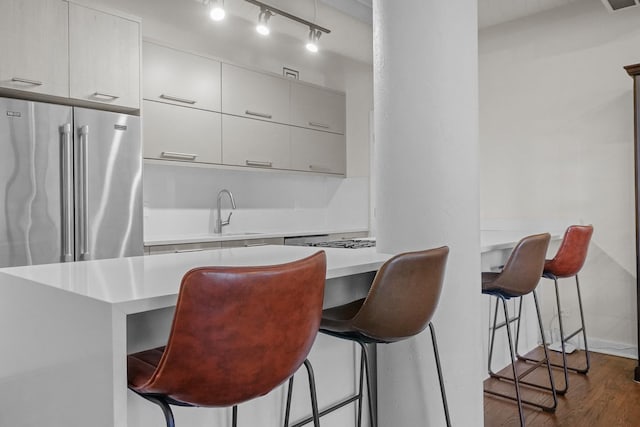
[305,239,376,249]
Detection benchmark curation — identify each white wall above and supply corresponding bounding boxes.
[479,0,640,356]
[87,0,373,238]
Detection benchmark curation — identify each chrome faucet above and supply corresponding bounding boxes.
[215,189,236,234]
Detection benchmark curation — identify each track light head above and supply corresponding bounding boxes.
[256,9,272,35]
[208,0,225,21]
[306,28,321,53]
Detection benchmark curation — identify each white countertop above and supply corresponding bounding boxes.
[0,245,390,314]
[480,229,561,252]
[144,227,369,246]
[0,229,560,315]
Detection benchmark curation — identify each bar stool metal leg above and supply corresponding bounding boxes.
[532,290,558,412]
[428,322,451,427]
[357,341,375,427]
[138,394,175,427]
[286,344,372,427]
[284,376,294,427]
[513,286,568,395]
[484,294,526,427]
[574,275,591,373]
[232,405,238,427]
[302,359,321,427]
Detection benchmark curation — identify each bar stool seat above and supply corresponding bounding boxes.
[482,233,557,427]
[128,252,327,427]
[285,246,451,427]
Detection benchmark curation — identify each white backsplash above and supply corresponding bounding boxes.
[143,163,369,238]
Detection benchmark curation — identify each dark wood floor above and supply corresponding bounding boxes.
[484,349,640,426]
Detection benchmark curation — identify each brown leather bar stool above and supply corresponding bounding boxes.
[127,251,327,427]
[482,233,556,427]
[285,246,451,427]
[517,225,593,393]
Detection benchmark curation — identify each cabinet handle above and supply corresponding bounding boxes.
[245,243,269,247]
[309,164,332,172]
[174,248,206,253]
[11,77,43,86]
[309,121,330,129]
[246,160,273,168]
[245,110,273,119]
[160,94,197,105]
[161,151,198,160]
[92,92,120,101]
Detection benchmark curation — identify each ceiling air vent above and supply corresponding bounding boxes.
[601,0,640,12]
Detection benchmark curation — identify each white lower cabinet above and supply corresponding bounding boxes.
[291,127,346,175]
[143,100,222,164]
[222,115,290,170]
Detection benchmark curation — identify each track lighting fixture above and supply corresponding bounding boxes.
[256,8,272,35]
[305,28,321,53]
[244,0,330,50]
[208,0,226,21]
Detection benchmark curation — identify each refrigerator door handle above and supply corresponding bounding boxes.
[79,125,90,260]
[61,124,74,262]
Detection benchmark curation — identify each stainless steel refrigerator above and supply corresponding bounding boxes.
[0,97,143,267]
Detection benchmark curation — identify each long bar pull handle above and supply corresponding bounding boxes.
[161,151,198,161]
[308,121,330,129]
[79,125,90,260]
[12,77,44,86]
[60,124,74,262]
[245,110,273,119]
[245,160,273,168]
[160,94,197,105]
[92,92,120,101]
[174,248,206,253]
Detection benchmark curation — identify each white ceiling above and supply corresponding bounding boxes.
[95,0,605,66]
[477,0,585,28]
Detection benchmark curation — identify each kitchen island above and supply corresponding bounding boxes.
[0,230,559,426]
[0,245,390,427]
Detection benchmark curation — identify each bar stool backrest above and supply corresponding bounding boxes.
[132,251,326,407]
[350,246,449,343]
[544,225,593,278]
[489,233,550,297]
[484,233,551,297]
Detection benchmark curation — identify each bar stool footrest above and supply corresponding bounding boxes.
[289,394,362,427]
[484,388,557,413]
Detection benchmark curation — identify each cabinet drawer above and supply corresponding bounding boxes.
[69,3,140,110]
[222,115,290,169]
[143,100,222,164]
[143,42,221,112]
[291,127,346,175]
[0,0,69,98]
[290,82,345,134]
[221,63,289,124]
[220,237,284,248]
[147,241,222,255]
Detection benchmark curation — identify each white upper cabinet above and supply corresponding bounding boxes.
[69,3,140,110]
[221,63,290,124]
[222,115,290,170]
[291,127,346,175]
[143,42,221,112]
[0,0,69,97]
[143,100,222,165]
[290,82,345,134]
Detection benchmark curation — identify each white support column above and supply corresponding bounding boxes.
[372,1,483,426]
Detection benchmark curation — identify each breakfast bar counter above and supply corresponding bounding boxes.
[0,245,390,427]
